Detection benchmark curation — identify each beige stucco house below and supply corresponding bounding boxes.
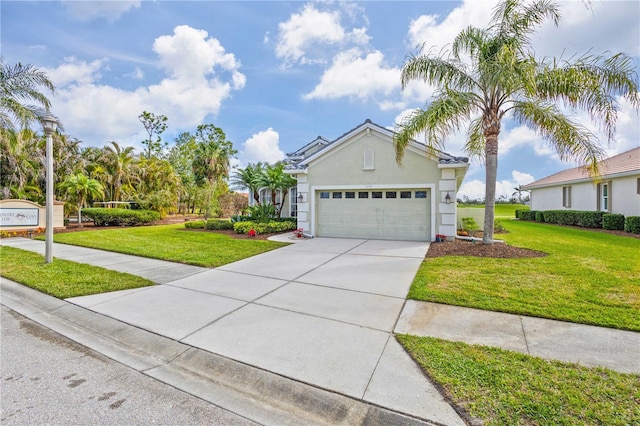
[279,119,469,242]
[522,147,640,217]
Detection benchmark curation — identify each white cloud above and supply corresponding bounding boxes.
[275,4,346,65]
[304,49,400,102]
[62,1,141,22]
[240,128,285,165]
[46,25,245,148]
[407,0,497,52]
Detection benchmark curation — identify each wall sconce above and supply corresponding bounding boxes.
[445,192,452,204]
[298,193,304,202]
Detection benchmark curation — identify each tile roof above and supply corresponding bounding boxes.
[522,147,640,189]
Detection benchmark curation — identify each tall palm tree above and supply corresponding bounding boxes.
[0,127,41,199]
[230,162,265,205]
[59,173,105,228]
[100,141,136,201]
[394,0,639,244]
[0,61,56,130]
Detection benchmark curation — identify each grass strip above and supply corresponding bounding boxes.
[0,246,153,298]
[49,224,288,267]
[410,220,640,330]
[398,334,640,426]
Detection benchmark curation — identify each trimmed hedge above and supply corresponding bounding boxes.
[205,219,234,230]
[82,208,160,226]
[602,214,625,231]
[519,210,538,221]
[624,216,640,234]
[521,210,605,228]
[233,220,297,235]
[535,211,545,222]
[185,220,205,229]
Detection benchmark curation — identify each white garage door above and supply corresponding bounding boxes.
[316,189,431,241]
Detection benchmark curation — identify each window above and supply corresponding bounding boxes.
[363,149,375,170]
[259,188,272,205]
[637,177,640,195]
[562,186,571,208]
[415,191,427,199]
[345,191,355,199]
[320,191,329,199]
[358,191,369,199]
[400,191,412,199]
[386,191,397,199]
[290,187,297,217]
[372,191,382,199]
[600,183,609,211]
[332,192,342,199]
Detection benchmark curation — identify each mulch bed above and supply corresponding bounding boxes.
[427,238,547,259]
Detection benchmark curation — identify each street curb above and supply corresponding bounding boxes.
[1,279,441,426]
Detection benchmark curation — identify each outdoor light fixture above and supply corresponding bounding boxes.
[298,193,304,202]
[41,114,58,264]
[445,192,452,204]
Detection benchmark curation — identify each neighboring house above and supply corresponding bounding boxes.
[522,147,640,217]
[281,119,469,242]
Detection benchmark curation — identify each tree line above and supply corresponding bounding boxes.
[0,60,294,221]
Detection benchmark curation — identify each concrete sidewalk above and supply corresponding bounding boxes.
[1,237,464,425]
[396,300,640,374]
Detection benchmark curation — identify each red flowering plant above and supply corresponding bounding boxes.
[293,228,304,238]
[248,229,257,237]
[435,234,447,242]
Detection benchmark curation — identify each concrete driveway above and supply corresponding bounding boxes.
[66,237,464,425]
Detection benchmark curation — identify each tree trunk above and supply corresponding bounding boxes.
[483,112,500,244]
[77,201,83,229]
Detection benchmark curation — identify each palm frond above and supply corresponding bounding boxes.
[464,117,485,161]
[512,100,605,175]
[394,89,478,164]
[401,55,476,92]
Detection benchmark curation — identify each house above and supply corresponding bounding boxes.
[273,119,469,242]
[522,147,640,217]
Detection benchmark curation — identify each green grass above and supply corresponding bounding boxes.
[397,335,640,426]
[0,246,153,298]
[410,220,640,330]
[460,203,529,218]
[48,224,288,267]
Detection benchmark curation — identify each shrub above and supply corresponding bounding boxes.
[82,208,160,226]
[535,211,545,222]
[494,219,506,233]
[576,211,605,228]
[460,217,479,236]
[602,214,625,231]
[184,220,205,229]
[247,204,277,223]
[514,209,527,219]
[519,210,538,221]
[233,220,297,235]
[624,216,640,234]
[205,219,234,230]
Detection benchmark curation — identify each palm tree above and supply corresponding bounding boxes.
[230,162,265,205]
[100,141,136,201]
[0,127,42,199]
[258,163,296,218]
[59,173,104,228]
[0,61,56,130]
[394,0,639,244]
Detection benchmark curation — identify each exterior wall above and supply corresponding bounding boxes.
[0,199,65,232]
[530,174,639,216]
[297,130,449,240]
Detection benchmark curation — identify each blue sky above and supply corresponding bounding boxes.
[3,0,639,199]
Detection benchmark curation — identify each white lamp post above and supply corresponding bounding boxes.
[41,115,58,264]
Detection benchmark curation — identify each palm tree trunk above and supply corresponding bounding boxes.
[483,134,498,244]
[77,201,84,229]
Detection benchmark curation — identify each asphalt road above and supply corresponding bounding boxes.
[0,306,258,425]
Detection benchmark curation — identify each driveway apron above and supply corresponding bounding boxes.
[65,237,464,425]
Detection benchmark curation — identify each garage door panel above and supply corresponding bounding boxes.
[316,189,430,241]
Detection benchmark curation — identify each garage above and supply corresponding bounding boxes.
[316,188,431,241]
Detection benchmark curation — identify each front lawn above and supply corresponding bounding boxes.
[49,224,288,267]
[398,335,640,426]
[0,246,153,298]
[410,220,640,330]
[459,203,528,218]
